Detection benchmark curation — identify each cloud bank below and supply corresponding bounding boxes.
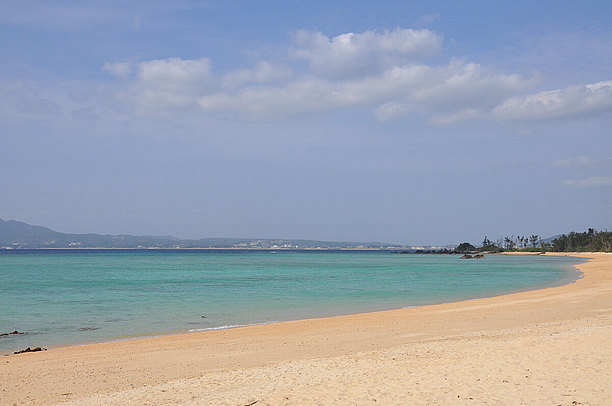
[563,176,612,187]
[553,156,611,168]
[13,27,612,125]
[290,28,443,79]
[493,81,612,121]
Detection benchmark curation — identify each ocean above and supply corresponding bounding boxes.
[0,250,583,353]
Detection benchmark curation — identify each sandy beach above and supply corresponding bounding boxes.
[2,252,610,405]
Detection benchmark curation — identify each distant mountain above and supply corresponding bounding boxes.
[0,219,181,248]
[542,234,561,243]
[0,219,399,249]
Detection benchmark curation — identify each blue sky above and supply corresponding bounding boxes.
[1,0,611,245]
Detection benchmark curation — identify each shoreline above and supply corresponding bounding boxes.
[2,252,610,405]
[1,254,583,355]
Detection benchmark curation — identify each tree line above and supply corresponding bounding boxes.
[548,228,612,252]
[455,228,612,253]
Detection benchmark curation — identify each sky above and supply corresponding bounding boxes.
[1,0,611,245]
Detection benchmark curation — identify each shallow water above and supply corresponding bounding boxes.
[0,250,583,353]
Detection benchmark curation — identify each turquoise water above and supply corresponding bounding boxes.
[0,250,583,353]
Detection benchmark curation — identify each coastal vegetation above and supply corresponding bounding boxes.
[455,229,612,254]
[549,228,612,252]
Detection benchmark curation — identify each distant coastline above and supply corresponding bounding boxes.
[0,247,402,252]
[0,218,413,250]
[2,218,609,253]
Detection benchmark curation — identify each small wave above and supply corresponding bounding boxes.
[188,321,276,333]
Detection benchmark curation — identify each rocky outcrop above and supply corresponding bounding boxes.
[0,330,24,337]
[460,254,485,259]
[13,347,46,354]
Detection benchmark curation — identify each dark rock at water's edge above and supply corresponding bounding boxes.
[413,249,454,254]
[460,254,485,259]
[0,330,24,337]
[13,347,46,354]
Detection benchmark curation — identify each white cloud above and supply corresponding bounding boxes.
[385,60,530,123]
[290,28,442,79]
[199,79,350,118]
[553,156,606,168]
[222,61,293,88]
[411,61,526,109]
[493,81,612,121]
[137,57,213,90]
[103,61,133,78]
[374,102,412,121]
[563,176,612,187]
[198,60,529,121]
[132,57,216,110]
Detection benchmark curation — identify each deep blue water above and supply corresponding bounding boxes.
[0,250,583,353]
